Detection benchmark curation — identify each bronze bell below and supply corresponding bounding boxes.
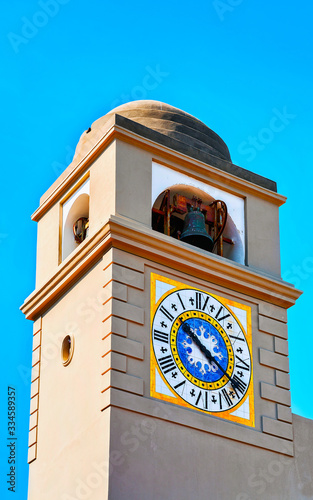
[73,217,89,243]
[180,208,214,252]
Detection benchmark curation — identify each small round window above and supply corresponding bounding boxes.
[61,335,74,366]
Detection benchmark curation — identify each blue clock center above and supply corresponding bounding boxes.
[177,317,228,383]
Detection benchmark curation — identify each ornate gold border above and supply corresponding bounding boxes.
[150,272,255,427]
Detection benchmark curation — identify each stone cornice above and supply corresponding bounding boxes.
[31,116,286,222]
[21,216,302,320]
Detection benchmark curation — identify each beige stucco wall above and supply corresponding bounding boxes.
[29,260,110,499]
[245,195,281,277]
[35,141,116,288]
[108,409,313,500]
[89,142,116,240]
[35,202,60,289]
[115,139,152,226]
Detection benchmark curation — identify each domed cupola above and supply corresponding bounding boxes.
[74,100,231,163]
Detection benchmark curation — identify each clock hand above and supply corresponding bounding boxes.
[181,320,214,363]
[180,318,239,390]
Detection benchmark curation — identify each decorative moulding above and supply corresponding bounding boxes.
[21,215,302,320]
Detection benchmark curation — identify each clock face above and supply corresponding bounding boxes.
[151,274,254,426]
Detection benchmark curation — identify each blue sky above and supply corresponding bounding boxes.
[1,1,312,498]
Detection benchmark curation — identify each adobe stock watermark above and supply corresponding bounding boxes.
[51,136,95,177]
[236,441,308,499]
[110,65,169,109]
[213,0,244,21]
[7,0,71,54]
[52,145,75,178]
[282,256,313,289]
[51,64,168,178]
[237,107,296,162]
[61,406,172,500]
[60,420,153,500]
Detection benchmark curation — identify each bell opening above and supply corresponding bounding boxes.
[152,185,243,261]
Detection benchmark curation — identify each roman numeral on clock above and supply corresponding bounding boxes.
[235,355,250,371]
[219,388,232,409]
[195,390,202,406]
[195,292,209,311]
[159,306,174,322]
[194,390,209,409]
[176,293,185,310]
[153,330,169,343]
[229,334,245,342]
[158,355,176,374]
[195,292,202,310]
[232,375,247,395]
[202,296,209,311]
[204,390,208,409]
[215,305,231,322]
[174,380,186,390]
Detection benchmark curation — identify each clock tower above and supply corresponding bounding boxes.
[22,101,313,500]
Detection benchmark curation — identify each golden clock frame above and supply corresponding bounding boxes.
[150,272,255,428]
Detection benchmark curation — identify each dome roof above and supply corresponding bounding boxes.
[74,100,231,162]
